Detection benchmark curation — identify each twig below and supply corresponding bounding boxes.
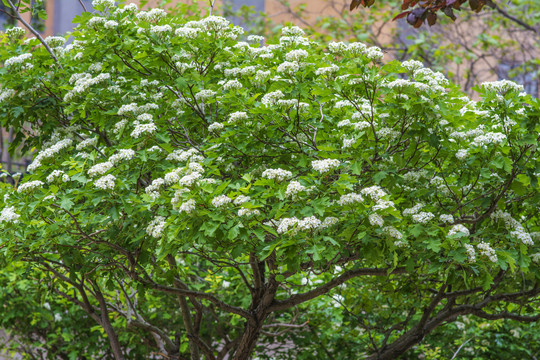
[450,337,473,360]
[209,0,217,16]
[78,0,88,12]
[5,0,63,68]
[486,0,537,33]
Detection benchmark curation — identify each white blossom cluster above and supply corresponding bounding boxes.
[361,185,387,201]
[233,195,250,205]
[93,0,115,8]
[439,214,454,224]
[384,226,403,239]
[136,8,166,22]
[337,193,364,206]
[285,181,306,198]
[117,102,159,116]
[45,36,66,48]
[166,148,204,163]
[228,111,248,124]
[491,210,533,245]
[88,161,114,177]
[194,89,216,101]
[448,224,470,237]
[0,206,20,224]
[93,174,116,190]
[311,159,340,174]
[238,208,261,217]
[403,203,424,216]
[76,137,98,151]
[64,73,110,102]
[46,170,70,183]
[477,241,497,263]
[369,213,384,227]
[261,90,284,106]
[222,79,243,90]
[455,149,469,160]
[277,61,300,76]
[6,27,25,38]
[285,49,308,62]
[315,64,339,76]
[109,149,135,165]
[481,80,524,94]
[212,195,232,207]
[208,122,224,132]
[17,180,44,193]
[464,244,476,263]
[145,178,165,199]
[262,168,292,182]
[4,53,32,68]
[0,88,15,103]
[401,60,424,72]
[178,199,196,214]
[471,132,506,147]
[412,212,435,224]
[146,216,166,238]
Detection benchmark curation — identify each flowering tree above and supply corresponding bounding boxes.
[1,1,540,359]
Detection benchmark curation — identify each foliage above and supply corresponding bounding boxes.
[0,1,539,359]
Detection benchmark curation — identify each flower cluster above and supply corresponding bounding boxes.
[337,193,364,206]
[17,180,44,194]
[285,181,306,198]
[311,159,340,174]
[262,168,292,182]
[109,149,135,164]
[146,216,166,238]
[88,161,114,177]
[412,212,435,224]
[0,206,20,223]
[212,195,232,207]
[93,174,116,190]
[448,224,470,237]
[46,170,70,183]
[477,241,497,263]
[464,244,476,263]
[491,210,534,245]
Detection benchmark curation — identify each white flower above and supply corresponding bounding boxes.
[403,203,424,216]
[17,180,44,193]
[6,27,25,38]
[131,122,157,138]
[208,122,224,132]
[281,26,305,36]
[109,149,135,165]
[262,168,292,182]
[234,195,251,205]
[228,111,248,124]
[223,79,243,90]
[369,213,384,227]
[439,214,454,224]
[247,35,264,43]
[285,181,306,198]
[477,241,497,262]
[195,89,216,101]
[46,170,70,183]
[471,132,506,147]
[384,226,403,239]
[456,149,468,160]
[464,244,476,263]
[179,173,202,187]
[315,64,339,76]
[285,49,308,62]
[146,216,166,238]
[88,161,113,177]
[311,159,340,174]
[360,186,387,201]
[261,90,284,106]
[4,53,32,68]
[238,208,260,217]
[338,193,363,206]
[412,212,434,224]
[297,216,322,231]
[402,60,423,72]
[448,224,470,237]
[481,80,524,94]
[179,199,196,214]
[212,195,232,207]
[0,206,20,223]
[365,46,384,61]
[320,217,339,229]
[94,174,116,190]
[277,61,299,76]
[277,217,299,234]
[510,229,534,246]
[342,138,355,148]
[76,137,98,150]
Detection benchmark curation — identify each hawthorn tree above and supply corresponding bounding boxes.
[1,1,540,359]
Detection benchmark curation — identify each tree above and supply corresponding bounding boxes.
[349,0,539,31]
[1,1,539,359]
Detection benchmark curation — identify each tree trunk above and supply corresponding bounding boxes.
[232,318,266,360]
